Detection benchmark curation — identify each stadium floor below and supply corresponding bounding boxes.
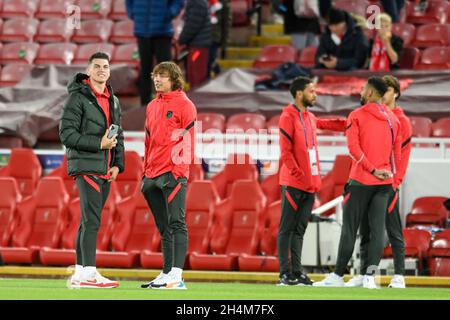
[0,278,450,300]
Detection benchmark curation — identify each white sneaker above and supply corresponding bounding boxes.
[141,272,169,288]
[345,275,364,287]
[68,274,81,289]
[149,273,172,288]
[388,275,406,289]
[313,273,345,287]
[79,271,119,289]
[152,273,187,290]
[363,275,378,289]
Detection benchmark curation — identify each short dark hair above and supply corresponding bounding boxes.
[289,76,312,98]
[88,52,110,64]
[367,76,388,97]
[383,75,401,98]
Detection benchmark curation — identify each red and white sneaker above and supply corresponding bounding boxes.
[68,274,81,289]
[79,272,119,289]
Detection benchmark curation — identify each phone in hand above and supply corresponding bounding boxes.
[107,124,119,139]
[322,54,332,61]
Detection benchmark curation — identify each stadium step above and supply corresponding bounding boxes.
[217,59,254,70]
[226,47,261,60]
[261,23,284,36]
[249,35,292,46]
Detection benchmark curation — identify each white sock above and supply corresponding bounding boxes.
[83,266,97,279]
[74,264,84,277]
[170,267,183,280]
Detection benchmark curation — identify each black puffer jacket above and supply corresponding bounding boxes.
[179,0,212,48]
[315,11,369,70]
[59,73,125,176]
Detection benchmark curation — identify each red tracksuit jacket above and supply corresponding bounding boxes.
[392,106,412,189]
[144,89,197,180]
[278,104,346,193]
[345,103,402,185]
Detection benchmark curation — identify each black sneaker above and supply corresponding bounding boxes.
[293,272,314,286]
[277,273,299,286]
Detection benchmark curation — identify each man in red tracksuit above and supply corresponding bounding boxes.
[314,77,402,289]
[277,76,346,286]
[140,62,197,290]
[351,75,412,289]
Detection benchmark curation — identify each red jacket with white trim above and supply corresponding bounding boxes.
[278,103,346,192]
[144,90,197,180]
[345,103,402,185]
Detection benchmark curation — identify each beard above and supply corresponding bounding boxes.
[302,97,315,108]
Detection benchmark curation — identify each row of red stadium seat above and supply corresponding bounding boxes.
[0,18,136,44]
[0,0,127,20]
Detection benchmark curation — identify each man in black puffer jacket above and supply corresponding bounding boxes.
[59,52,124,289]
[315,7,369,71]
[179,0,212,88]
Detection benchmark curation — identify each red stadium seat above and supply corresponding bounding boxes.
[76,0,112,20]
[266,114,280,132]
[399,46,420,69]
[39,183,120,266]
[109,20,135,44]
[114,151,142,199]
[111,43,139,67]
[409,116,432,137]
[34,43,78,65]
[72,43,115,65]
[36,0,74,19]
[384,228,432,262]
[39,197,81,266]
[0,148,42,198]
[260,171,281,205]
[0,177,22,247]
[431,117,450,137]
[0,18,39,42]
[0,42,39,64]
[428,257,450,276]
[47,156,78,199]
[72,19,114,43]
[392,23,416,46]
[211,153,259,199]
[317,155,352,216]
[0,177,69,264]
[416,46,450,69]
[226,113,267,132]
[238,200,280,272]
[0,0,38,18]
[109,0,128,20]
[429,229,450,258]
[188,161,205,183]
[196,112,226,133]
[406,196,450,228]
[189,180,266,270]
[413,24,450,48]
[253,45,298,69]
[0,63,33,87]
[298,46,317,68]
[35,18,74,43]
[406,0,449,24]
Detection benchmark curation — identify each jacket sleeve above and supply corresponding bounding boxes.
[111,97,125,173]
[179,0,208,45]
[336,32,368,70]
[345,113,376,173]
[125,0,134,20]
[59,94,102,153]
[314,33,328,68]
[316,118,347,132]
[172,101,197,180]
[393,119,408,188]
[143,111,150,176]
[168,0,184,19]
[279,113,305,179]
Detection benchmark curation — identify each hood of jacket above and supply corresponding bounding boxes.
[359,103,393,121]
[325,11,359,40]
[67,73,114,97]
